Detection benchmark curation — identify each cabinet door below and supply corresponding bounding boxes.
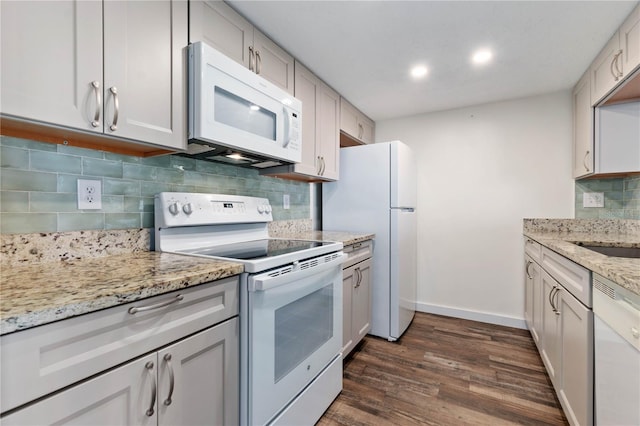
[2,354,157,425]
[556,290,593,426]
[103,0,187,150]
[524,255,542,344]
[189,0,252,68]
[540,270,560,385]
[0,0,103,132]
[572,71,593,178]
[316,81,340,180]
[360,115,376,144]
[342,264,355,357]
[340,98,361,140]
[253,30,294,95]
[157,319,239,426]
[531,261,544,347]
[352,259,372,344]
[620,3,640,80]
[293,62,320,177]
[591,33,622,105]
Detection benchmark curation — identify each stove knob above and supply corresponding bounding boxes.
[257,205,265,214]
[182,203,193,215]
[168,202,180,216]
[265,205,272,214]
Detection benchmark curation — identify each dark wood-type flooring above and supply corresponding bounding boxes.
[317,312,568,426]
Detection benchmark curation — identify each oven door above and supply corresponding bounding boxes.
[247,253,345,425]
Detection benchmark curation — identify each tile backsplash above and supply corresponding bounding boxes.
[575,176,640,219]
[0,136,310,234]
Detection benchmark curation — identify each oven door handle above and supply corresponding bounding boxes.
[250,253,346,292]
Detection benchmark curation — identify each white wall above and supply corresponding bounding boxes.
[376,91,575,328]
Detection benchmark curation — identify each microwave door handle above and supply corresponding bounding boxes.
[250,253,346,292]
[282,106,291,147]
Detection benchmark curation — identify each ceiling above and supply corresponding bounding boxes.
[228,0,638,121]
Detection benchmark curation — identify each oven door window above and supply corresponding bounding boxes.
[274,284,334,382]
[248,262,342,426]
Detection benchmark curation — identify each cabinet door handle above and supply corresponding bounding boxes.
[525,261,533,279]
[145,361,157,417]
[317,156,322,175]
[128,294,184,314]
[611,50,623,80]
[354,268,361,288]
[321,157,326,175]
[248,46,255,72]
[163,353,175,406]
[553,287,561,315]
[358,123,363,139]
[583,150,590,172]
[548,285,557,312]
[91,81,101,128]
[109,86,119,131]
[255,50,261,74]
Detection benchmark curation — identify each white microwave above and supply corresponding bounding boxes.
[187,42,302,167]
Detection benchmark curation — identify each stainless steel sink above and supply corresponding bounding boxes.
[575,244,640,259]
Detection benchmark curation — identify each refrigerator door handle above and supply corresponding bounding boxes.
[394,207,415,212]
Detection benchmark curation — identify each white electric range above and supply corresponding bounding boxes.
[154,192,345,426]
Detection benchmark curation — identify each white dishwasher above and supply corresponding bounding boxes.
[593,273,640,426]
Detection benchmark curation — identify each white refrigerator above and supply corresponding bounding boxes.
[323,140,417,341]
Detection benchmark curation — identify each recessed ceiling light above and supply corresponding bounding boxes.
[472,49,493,65]
[410,65,428,79]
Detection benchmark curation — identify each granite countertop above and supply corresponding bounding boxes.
[0,252,243,335]
[276,230,375,246]
[523,219,640,296]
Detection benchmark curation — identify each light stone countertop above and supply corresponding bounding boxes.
[275,230,375,247]
[523,219,640,296]
[0,252,243,335]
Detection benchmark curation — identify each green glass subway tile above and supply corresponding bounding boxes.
[173,184,198,193]
[574,209,600,219]
[1,169,57,192]
[31,151,82,174]
[82,158,123,178]
[57,144,104,159]
[104,152,142,164]
[169,155,197,171]
[140,181,175,197]
[0,136,57,152]
[105,213,141,230]
[625,189,640,200]
[600,209,625,219]
[122,163,157,181]
[57,174,85,193]
[193,186,219,194]
[623,198,640,209]
[103,178,141,196]
[124,196,154,213]
[576,178,623,192]
[142,212,154,228]
[183,170,219,188]
[604,199,623,209]
[624,209,640,220]
[58,213,104,231]
[624,177,640,191]
[101,195,124,213]
[30,192,78,212]
[1,146,29,169]
[0,191,29,212]
[156,167,184,184]
[140,155,172,167]
[0,212,57,233]
[235,166,259,178]
[195,160,224,175]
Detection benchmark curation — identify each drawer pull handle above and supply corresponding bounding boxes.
[163,353,175,406]
[145,361,156,417]
[129,294,184,314]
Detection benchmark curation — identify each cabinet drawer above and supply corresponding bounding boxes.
[541,247,591,307]
[524,237,542,263]
[342,240,373,269]
[0,277,238,413]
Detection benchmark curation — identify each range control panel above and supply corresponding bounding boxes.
[155,192,272,228]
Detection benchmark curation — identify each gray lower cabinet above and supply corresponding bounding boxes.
[1,277,239,425]
[342,240,373,357]
[524,239,593,426]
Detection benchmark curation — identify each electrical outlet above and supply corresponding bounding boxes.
[77,179,102,210]
[583,192,604,208]
[283,194,290,210]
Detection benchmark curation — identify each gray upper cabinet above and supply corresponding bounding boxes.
[340,98,375,145]
[0,0,187,151]
[189,1,294,95]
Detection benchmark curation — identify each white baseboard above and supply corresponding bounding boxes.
[415,302,527,330]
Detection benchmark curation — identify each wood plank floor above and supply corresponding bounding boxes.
[317,312,568,425]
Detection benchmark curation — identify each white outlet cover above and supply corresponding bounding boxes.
[77,179,102,210]
[583,192,604,208]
